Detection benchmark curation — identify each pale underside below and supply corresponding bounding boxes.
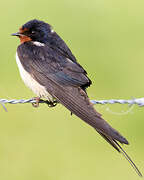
[16,52,54,101]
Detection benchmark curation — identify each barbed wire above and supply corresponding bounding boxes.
[0,97,144,112]
[91,97,144,106]
[0,97,144,105]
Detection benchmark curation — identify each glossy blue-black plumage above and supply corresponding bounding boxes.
[13,19,142,177]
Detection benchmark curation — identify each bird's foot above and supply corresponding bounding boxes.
[32,97,40,107]
[46,100,58,107]
[32,98,58,108]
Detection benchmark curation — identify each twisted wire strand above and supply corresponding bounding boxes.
[91,97,144,106]
[0,97,144,106]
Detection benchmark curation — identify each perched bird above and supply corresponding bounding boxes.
[12,19,142,176]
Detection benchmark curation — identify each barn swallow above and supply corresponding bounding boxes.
[12,19,142,176]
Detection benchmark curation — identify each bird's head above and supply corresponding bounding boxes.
[12,19,53,44]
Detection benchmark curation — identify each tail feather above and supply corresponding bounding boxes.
[97,131,120,152]
[45,82,142,176]
[98,131,142,177]
[114,140,142,177]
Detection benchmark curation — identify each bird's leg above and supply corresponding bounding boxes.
[32,97,40,107]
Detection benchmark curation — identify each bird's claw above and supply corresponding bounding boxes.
[46,100,58,107]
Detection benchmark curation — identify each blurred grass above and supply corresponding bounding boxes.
[0,0,144,179]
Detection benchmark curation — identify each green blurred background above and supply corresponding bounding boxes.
[0,0,144,179]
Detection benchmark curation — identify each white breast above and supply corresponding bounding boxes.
[16,52,54,101]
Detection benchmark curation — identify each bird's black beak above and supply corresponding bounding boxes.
[11,32,21,37]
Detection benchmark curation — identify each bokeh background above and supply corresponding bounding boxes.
[0,0,144,179]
